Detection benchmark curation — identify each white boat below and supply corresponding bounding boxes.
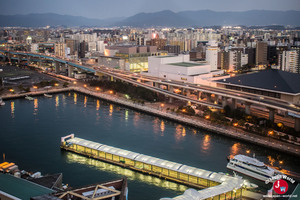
[44,93,52,98]
[227,154,282,182]
[25,95,34,101]
[0,98,5,106]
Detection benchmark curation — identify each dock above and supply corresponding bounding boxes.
[61,134,245,200]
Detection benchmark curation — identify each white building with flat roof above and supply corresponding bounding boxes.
[147,54,224,85]
[206,41,219,71]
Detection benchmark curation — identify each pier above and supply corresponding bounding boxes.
[61,134,245,200]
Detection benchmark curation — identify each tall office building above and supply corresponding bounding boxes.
[278,50,300,74]
[229,50,248,71]
[79,41,87,58]
[65,39,78,55]
[54,43,66,57]
[256,41,268,66]
[205,41,219,71]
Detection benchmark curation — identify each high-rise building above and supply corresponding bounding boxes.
[54,43,66,57]
[65,39,78,55]
[229,50,248,71]
[206,41,219,71]
[218,51,230,70]
[256,41,268,66]
[278,50,299,73]
[79,41,87,58]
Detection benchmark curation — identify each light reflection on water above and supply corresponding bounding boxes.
[55,96,59,108]
[33,98,38,115]
[65,152,188,192]
[84,96,87,108]
[10,101,15,118]
[201,135,211,153]
[73,93,77,104]
[109,104,113,116]
[96,100,100,111]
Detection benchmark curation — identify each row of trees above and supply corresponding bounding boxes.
[90,80,159,102]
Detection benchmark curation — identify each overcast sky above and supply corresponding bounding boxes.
[1,0,299,19]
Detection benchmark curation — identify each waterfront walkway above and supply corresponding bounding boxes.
[1,85,300,157]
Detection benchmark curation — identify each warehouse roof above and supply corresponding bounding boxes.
[216,69,300,94]
[0,174,54,199]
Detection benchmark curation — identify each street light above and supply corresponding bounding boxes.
[96,87,100,91]
[83,84,87,88]
[9,89,14,93]
[109,90,113,94]
[33,86,38,92]
[73,81,77,85]
[205,115,210,119]
[54,83,59,87]
[268,130,274,135]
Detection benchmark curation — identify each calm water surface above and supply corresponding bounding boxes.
[0,92,299,199]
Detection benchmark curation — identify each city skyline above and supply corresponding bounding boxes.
[0,0,300,19]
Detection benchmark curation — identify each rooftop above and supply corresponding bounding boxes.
[216,69,300,94]
[157,55,176,58]
[169,62,204,67]
[0,173,54,199]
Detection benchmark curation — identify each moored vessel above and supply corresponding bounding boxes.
[227,154,282,183]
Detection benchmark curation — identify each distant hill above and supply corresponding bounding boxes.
[113,10,192,27]
[0,13,122,27]
[1,10,300,27]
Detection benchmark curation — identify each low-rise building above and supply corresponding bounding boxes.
[147,54,224,85]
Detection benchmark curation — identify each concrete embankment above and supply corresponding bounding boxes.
[1,86,300,157]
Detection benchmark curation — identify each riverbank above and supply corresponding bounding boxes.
[1,86,300,157]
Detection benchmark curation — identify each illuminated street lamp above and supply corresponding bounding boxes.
[73,81,77,85]
[233,123,238,127]
[83,84,87,88]
[268,130,274,135]
[96,87,100,91]
[33,85,38,92]
[9,89,14,93]
[109,90,113,94]
[161,103,164,111]
[205,115,210,119]
[54,83,59,87]
[246,150,250,154]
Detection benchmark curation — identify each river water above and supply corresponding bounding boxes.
[0,92,299,199]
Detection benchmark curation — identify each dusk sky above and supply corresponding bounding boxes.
[0,0,299,19]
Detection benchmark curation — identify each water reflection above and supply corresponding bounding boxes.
[73,93,77,104]
[65,153,188,192]
[267,155,276,167]
[55,96,59,108]
[133,112,140,127]
[175,125,186,142]
[33,98,38,115]
[230,143,240,156]
[10,101,15,118]
[96,100,100,111]
[153,118,159,134]
[160,121,165,133]
[109,104,113,116]
[201,135,211,153]
[125,110,129,121]
[84,96,87,108]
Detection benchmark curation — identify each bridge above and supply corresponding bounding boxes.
[1,50,300,131]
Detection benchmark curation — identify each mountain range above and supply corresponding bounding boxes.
[1,10,300,27]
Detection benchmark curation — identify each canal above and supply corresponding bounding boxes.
[0,92,299,199]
